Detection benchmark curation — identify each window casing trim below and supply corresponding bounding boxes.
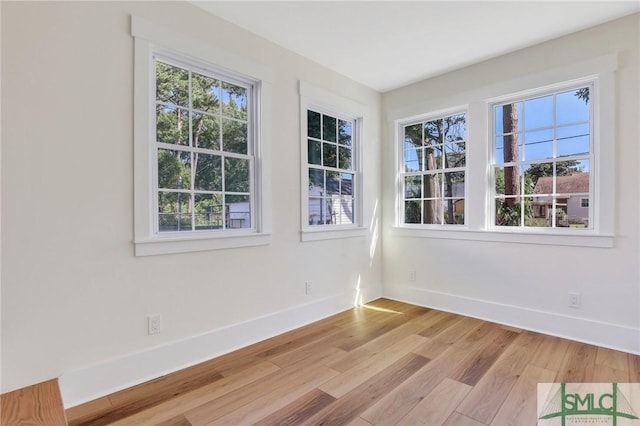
[389,54,617,247]
[132,16,272,255]
[299,81,366,241]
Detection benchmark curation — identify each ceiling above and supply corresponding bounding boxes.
[192,1,640,92]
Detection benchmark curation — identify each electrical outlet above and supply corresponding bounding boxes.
[148,314,162,334]
[568,292,581,308]
[408,270,416,282]
[305,280,313,295]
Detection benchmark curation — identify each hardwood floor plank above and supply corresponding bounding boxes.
[336,314,412,352]
[346,417,374,426]
[252,389,335,426]
[360,345,472,425]
[66,396,112,425]
[450,328,519,386]
[412,316,484,359]
[328,318,427,373]
[489,363,557,426]
[183,364,339,425]
[556,341,598,383]
[418,311,463,338]
[0,379,67,426]
[320,333,427,398]
[529,334,570,371]
[396,378,472,426]
[155,414,192,426]
[592,364,631,382]
[456,339,540,424]
[629,353,640,383]
[596,346,630,371]
[108,361,280,426]
[304,353,428,425]
[442,412,487,426]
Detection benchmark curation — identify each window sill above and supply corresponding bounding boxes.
[134,232,272,256]
[391,226,614,248]
[301,226,368,242]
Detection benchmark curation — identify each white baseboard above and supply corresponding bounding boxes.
[59,288,380,408]
[384,285,640,355]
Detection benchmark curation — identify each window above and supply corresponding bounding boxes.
[399,111,467,226]
[306,110,356,226]
[491,84,592,230]
[154,58,255,233]
[299,81,366,241]
[133,16,272,256]
[391,54,616,247]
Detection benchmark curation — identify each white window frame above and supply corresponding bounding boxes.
[390,54,616,248]
[299,81,366,241]
[488,79,595,232]
[396,107,468,228]
[132,16,272,256]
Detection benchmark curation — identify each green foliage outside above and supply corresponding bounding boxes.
[155,61,251,232]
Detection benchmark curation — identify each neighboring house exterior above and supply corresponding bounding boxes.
[532,172,590,227]
[308,176,354,225]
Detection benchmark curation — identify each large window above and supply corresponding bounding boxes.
[133,16,271,256]
[492,84,592,229]
[399,112,467,226]
[306,110,356,227]
[154,58,255,233]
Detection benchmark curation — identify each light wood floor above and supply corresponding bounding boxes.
[66,298,640,426]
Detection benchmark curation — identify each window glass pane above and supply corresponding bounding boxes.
[158,191,192,232]
[524,95,553,130]
[225,194,251,229]
[341,173,354,196]
[323,143,337,168]
[326,171,340,195]
[404,124,423,149]
[404,200,421,224]
[308,139,322,165]
[194,153,222,191]
[224,157,250,192]
[308,110,321,139]
[444,114,466,142]
[156,62,188,107]
[424,145,443,171]
[404,148,422,172]
[422,173,442,199]
[192,73,219,113]
[221,82,247,120]
[557,123,590,156]
[528,162,554,195]
[443,199,464,225]
[192,113,220,150]
[158,149,191,189]
[423,200,443,224]
[556,164,589,195]
[339,197,354,225]
[497,133,522,163]
[156,105,189,146]
[325,198,337,224]
[573,198,590,228]
[194,193,223,230]
[444,143,465,168]
[222,119,247,154]
[322,115,337,142]
[339,120,352,146]
[338,145,352,170]
[308,169,324,194]
[556,88,590,124]
[495,198,520,227]
[495,165,519,196]
[526,196,553,228]
[404,176,421,199]
[443,172,464,197]
[308,197,323,225]
[424,119,443,145]
[524,129,553,161]
[497,102,523,134]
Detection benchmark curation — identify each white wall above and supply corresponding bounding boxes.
[382,14,639,353]
[0,1,382,401]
